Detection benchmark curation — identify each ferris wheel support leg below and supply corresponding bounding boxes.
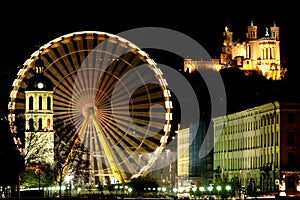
[87,108,125,185]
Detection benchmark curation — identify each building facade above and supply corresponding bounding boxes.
[213,101,300,196]
[176,121,213,194]
[184,19,287,80]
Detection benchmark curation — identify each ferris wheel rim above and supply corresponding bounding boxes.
[8,30,173,181]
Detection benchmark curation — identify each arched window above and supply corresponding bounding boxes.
[47,97,51,110]
[38,118,42,130]
[29,118,34,131]
[47,118,51,131]
[39,96,42,110]
[29,96,33,110]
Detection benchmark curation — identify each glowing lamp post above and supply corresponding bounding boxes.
[64,174,74,197]
[77,187,81,196]
[208,185,213,197]
[226,185,231,197]
[216,186,221,199]
[199,186,205,198]
[173,187,178,194]
[115,185,118,196]
[226,185,231,191]
[192,187,197,199]
[128,187,132,196]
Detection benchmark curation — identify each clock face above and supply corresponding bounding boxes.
[37,82,44,89]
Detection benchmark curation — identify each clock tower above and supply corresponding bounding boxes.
[24,53,54,165]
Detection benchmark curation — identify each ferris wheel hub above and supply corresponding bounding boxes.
[82,102,98,118]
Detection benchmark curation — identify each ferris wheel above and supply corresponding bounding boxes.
[8,31,173,184]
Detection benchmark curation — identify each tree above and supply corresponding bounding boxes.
[230,175,240,197]
[11,115,56,195]
[12,113,54,167]
[23,130,54,166]
[127,175,158,196]
[260,162,272,191]
[53,119,90,198]
[21,163,56,189]
[0,117,24,198]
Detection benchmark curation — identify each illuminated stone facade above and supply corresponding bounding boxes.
[213,101,300,194]
[24,90,54,165]
[183,58,221,73]
[176,122,213,193]
[184,20,286,80]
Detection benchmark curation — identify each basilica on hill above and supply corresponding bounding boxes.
[176,19,300,199]
[184,19,287,81]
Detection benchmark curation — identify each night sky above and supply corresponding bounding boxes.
[0,4,297,112]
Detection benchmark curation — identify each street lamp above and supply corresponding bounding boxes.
[173,187,178,194]
[216,186,221,199]
[77,187,81,197]
[64,174,74,197]
[226,185,231,197]
[115,185,118,196]
[226,185,231,191]
[208,185,213,197]
[192,187,196,199]
[199,187,205,198]
[128,187,132,196]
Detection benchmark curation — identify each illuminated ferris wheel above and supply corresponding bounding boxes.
[8,31,173,184]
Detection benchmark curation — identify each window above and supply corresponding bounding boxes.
[47,97,51,110]
[287,131,295,146]
[29,118,34,131]
[29,96,33,110]
[39,96,42,110]
[38,118,42,130]
[288,152,296,165]
[47,118,51,130]
[288,113,295,123]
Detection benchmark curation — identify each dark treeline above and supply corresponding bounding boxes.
[0,118,23,196]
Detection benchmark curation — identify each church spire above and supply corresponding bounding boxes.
[270,19,280,40]
[250,16,254,26]
[247,17,257,40]
[35,51,45,74]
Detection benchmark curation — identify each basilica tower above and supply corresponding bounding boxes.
[220,26,233,65]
